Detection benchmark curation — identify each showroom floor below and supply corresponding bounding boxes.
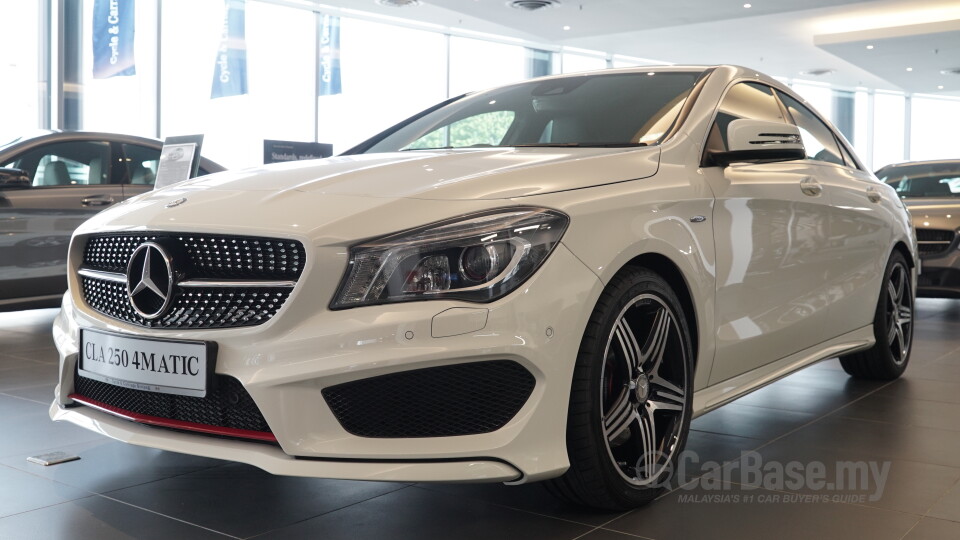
[1,305,959,540]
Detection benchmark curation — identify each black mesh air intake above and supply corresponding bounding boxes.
[916,228,956,257]
[322,360,536,438]
[73,371,272,437]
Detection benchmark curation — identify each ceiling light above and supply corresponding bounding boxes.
[509,0,561,10]
[941,68,960,75]
[866,45,874,50]
[906,67,913,71]
[800,68,835,76]
[563,25,571,30]
[938,85,945,90]
[375,0,421,6]
[743,3,752,7]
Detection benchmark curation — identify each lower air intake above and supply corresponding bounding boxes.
[322,360,536,438]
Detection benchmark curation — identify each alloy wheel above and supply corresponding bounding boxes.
[886,262,913,364]
[600,294,688,486]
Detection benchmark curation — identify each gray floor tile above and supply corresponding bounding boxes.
[0,363,58,392]
[254,485,593,540]
[415,482,622,527]
[1,439,225,494]
[777,415,960,469]
[607,480,920,540]
[0,465,89,519]
[902,517,960,540]
[838,393,960,432]
[0,495,233,540]
[927,480,960,522]
[729,379,867,415]
[907,361,960,383]
[875,377,960,405]
[579,529,653,539]
[692,402,816,440]
[0,383,56,405]
[700,438,960,515]
[107,462,411,538]
[0,404,105,459]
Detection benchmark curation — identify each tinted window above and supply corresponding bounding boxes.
[3,141,111,187]
[120,144,161,185]
[879,162,960,198]
[776,92,844,166]
[706,82,786,153]
[362,71,703,152]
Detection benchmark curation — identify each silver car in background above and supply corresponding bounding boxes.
[0,131,224,311]
[879,159,960,297]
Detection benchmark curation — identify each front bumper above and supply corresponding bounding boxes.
[51,243,603,483]
[917,251,960,298]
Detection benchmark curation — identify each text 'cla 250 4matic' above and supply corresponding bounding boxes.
[51,65,917,509]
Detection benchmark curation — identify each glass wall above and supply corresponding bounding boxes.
[911,95,960,162]
[318,19,447,154]
[80,0,158,136]
[25,0,960,171]
[873,92,906,169]
[161,0,316,168]
[0,2,45,142]
[448,37,525,97]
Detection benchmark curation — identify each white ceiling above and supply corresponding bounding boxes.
[309,0,960,94]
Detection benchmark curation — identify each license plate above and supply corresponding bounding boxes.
[79,329,214,398]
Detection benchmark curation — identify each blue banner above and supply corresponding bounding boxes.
[318,15,342,96]
[211,0,248,99]
[92,0,136,79]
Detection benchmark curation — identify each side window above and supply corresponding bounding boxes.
[404,111,515,150]
[776,92,844,166]
[120,144,161,185]
[3,141,111,187]
[707,82,786,153]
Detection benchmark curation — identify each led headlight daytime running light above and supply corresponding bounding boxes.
[332,207,569,308]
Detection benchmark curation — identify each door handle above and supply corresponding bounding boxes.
[81,195,115,207]
[866,186,882,203]
[799,177,822,197]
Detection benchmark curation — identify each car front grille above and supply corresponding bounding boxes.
[79,233,305,329]
[72,370,274,441]
[916,228,956,257]
[322,360,536,438]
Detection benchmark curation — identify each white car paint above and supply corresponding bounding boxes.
[51,65,916,484]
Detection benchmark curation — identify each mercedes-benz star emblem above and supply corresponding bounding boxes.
[126,242,175,320]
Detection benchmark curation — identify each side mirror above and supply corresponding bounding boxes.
[708,119,806,167]
[0,168,31,189]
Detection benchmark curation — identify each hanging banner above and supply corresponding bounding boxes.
[211,0,248,99]
[92,0,136,79]
[318,15,342,96]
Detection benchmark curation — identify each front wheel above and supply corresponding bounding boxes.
[839,251,914,380]
[547,267,694,510]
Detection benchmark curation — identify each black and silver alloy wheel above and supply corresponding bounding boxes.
[884,261,913,366]
[549,267,694,510]
[601,295,687,486]
[840,251,914,380]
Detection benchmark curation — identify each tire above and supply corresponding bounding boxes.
[547,267,694,510]
[839,251,914,380]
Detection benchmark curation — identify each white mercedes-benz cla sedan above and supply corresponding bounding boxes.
[51,65,917,509]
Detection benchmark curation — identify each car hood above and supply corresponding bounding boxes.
[902,199,960,230]
[179,147,660,200]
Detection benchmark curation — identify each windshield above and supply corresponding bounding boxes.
[879,162,960,198]
[357,70,704,154]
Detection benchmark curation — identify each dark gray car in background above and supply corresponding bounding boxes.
[879,159,960,298]
[0,131,224,311]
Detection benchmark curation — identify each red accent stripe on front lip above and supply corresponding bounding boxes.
[68,393,277,442]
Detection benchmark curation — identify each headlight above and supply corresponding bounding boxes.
[332,207,569,308]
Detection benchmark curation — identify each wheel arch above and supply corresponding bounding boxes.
[892,241,914,269]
